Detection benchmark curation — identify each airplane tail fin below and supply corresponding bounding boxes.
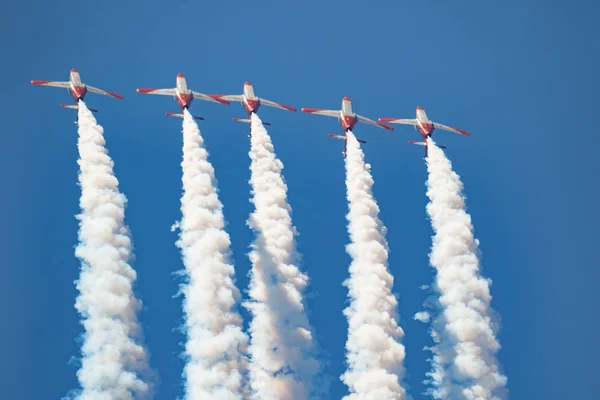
[234,117,271,126]
[167,112,204,120]
[61,104,98,113]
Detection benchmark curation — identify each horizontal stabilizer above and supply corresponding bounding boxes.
[328,134,346,140]
[408,140,426,147]
[233,118,251,124]
[329,133,366,144]
[166,112,204,120]
[235,117,271,126]
[60,104,98,113]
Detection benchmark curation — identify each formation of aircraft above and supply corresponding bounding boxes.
[30,69,123,124]
[31,69,470,156]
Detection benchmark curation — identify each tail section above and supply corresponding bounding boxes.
[60,103,98,113]
[167,112,204,120]
[234,117,270,126]
[409,140,446,158]
[329,133,366,144]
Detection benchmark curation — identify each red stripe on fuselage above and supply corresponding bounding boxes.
[418,122,434,138]
[244,98,260,114]
[69,85,87,101]
[176,92,193,109]
[340,115,357,131]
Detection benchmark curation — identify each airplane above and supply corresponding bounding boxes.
[301,97,393,156]
[31,68,123,123]
[215,82,296,125]
[379,106,469,157]
[136,73,229,120]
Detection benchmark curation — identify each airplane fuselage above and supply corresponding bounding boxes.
[339,97,358,131]
[416,106,435,138]
[68,70,87,101]
[242,83,260,115]
[175,74,193,109]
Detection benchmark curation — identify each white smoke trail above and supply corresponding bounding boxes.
[73,101,152,399]
[244,113,321,400]
[175,109,248,399]
[424,138,507,399]
[341,131,409,400]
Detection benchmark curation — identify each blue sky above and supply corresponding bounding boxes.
[2,0,599,398]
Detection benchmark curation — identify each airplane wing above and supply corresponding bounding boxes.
[31,80,70,88]
[213,94,244,102]
[378,117,418,126]
[301,108,339,117]
[259,98,296,112]
[86,85,124,99]
[357,115,393,131]
[137,88,177,96]
[191,91,230,105]
[433,122,470,136]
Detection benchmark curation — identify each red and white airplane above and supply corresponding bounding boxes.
[31,68,123,122]
[136,73,229,120]
[379,106,470,157]
[214,82,296,128]
[301,97,393,156]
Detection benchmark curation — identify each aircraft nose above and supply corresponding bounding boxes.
[244,81,252,86]
[416,106,424,110]
[71,68,78,73]
[177,73,185,78]
[343,96,351,101]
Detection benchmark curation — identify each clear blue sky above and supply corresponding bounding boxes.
[2,1,599,398]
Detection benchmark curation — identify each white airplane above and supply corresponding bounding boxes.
[301,96,393,156]
[31,68,123,122]
[214,82,296,128]
[136,73,229,120]
[379,106,470,157]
